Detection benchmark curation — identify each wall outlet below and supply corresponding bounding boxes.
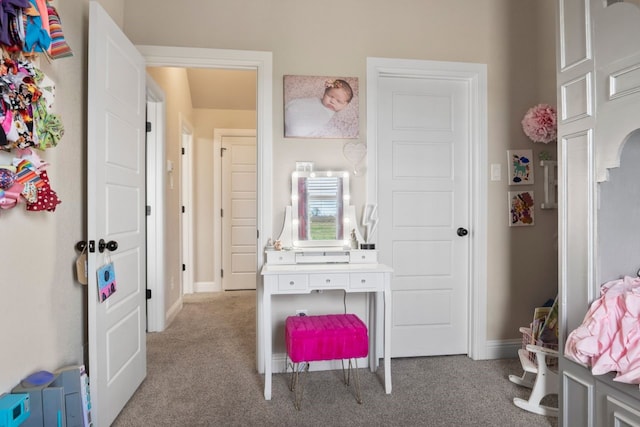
[296,309,308,316]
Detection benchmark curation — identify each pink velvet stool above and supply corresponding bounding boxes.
[285,314,368,410]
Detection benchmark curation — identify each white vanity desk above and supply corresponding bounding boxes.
[260,258,393,400]
[260,169,392,400]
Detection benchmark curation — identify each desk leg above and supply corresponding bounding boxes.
[263,288,272,400]
[384,276,392,394]
[369,292,376,373]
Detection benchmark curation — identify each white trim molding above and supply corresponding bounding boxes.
[145,74,166,333]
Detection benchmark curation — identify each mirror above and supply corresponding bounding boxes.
[291,171,350,247]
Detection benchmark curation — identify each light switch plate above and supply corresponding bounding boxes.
[491,163,501,181]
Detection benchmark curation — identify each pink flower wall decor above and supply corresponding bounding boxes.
[521,104,557,144]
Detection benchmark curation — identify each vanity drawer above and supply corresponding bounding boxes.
[266,251,296,265]
[350,272,382,290]
[350,250,378,264]
[278,274,309,292]
[309,273,349,288]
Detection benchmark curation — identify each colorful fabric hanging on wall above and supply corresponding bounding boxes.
[0,0,72,213]
[0,0,73,58]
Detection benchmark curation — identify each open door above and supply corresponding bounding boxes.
[87,2,147,425]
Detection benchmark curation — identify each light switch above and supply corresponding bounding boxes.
[491,163,501,181]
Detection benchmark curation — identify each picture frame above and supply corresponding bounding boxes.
[507,149,534,185]
[283,75,359,139]
[509,190,535,226]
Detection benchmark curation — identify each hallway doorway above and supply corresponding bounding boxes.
[140,47,273,342]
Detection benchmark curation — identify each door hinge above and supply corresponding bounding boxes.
[146,205,151,216]
[146,122,152,132]
[182,147,185,155]
[146,289,152,299]
[220,208,223,217]
[257,229,260,239]
[182,206,186,213]
[182,264,186,271]
[221,269,224,278]
[221,147,227,157]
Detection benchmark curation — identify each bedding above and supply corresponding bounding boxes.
[565,275,640,385]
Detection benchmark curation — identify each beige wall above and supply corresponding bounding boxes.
[0,0,92,392]
[123,0,559,341]
[1,0,557,393]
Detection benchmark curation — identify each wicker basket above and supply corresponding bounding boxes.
[520,327,558,368]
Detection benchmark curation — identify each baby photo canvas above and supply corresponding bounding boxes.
[284,75,359,139]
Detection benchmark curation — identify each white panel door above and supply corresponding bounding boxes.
[88,3,146,425]
[378,75,470,357]
[222,136,257,290]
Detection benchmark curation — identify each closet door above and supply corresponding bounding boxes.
[377,74,471,358]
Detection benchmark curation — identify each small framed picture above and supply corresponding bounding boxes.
[283,75,359,139]
[509,190,535,226]
[507,149,534,185]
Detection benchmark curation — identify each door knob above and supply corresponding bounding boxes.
[98,239,118,253]
[457,227,469,237]
[76,240,96,252]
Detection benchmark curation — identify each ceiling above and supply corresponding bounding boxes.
[186,68,257,110]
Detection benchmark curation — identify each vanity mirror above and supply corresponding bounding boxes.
[269,169,372,264]
[292,171,350,247]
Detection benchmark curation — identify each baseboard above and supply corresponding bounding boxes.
[271,353,370,374]
[484,338,521,359]
[194,281,220,293]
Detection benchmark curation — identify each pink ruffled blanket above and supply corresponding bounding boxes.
[565,276,640,385]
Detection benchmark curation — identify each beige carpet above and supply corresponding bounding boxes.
[113,291,558,427]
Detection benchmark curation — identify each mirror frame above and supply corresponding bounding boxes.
[291,170,351,248]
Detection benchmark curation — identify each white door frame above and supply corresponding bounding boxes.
[180,116,195,295]
[366,57,489,360]
[213,128,257,292]
[138,46,272,370]
[145,74,166,333]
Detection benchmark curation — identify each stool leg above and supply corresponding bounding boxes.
[289,362,297,392]
[292,362,309,410]
[351,358,363,404]
[341,359,350,386]
[342,359,363,404]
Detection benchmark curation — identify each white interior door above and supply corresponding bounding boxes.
[88,3,147,425]
[222,135,257,290]
[378,75,470,357]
